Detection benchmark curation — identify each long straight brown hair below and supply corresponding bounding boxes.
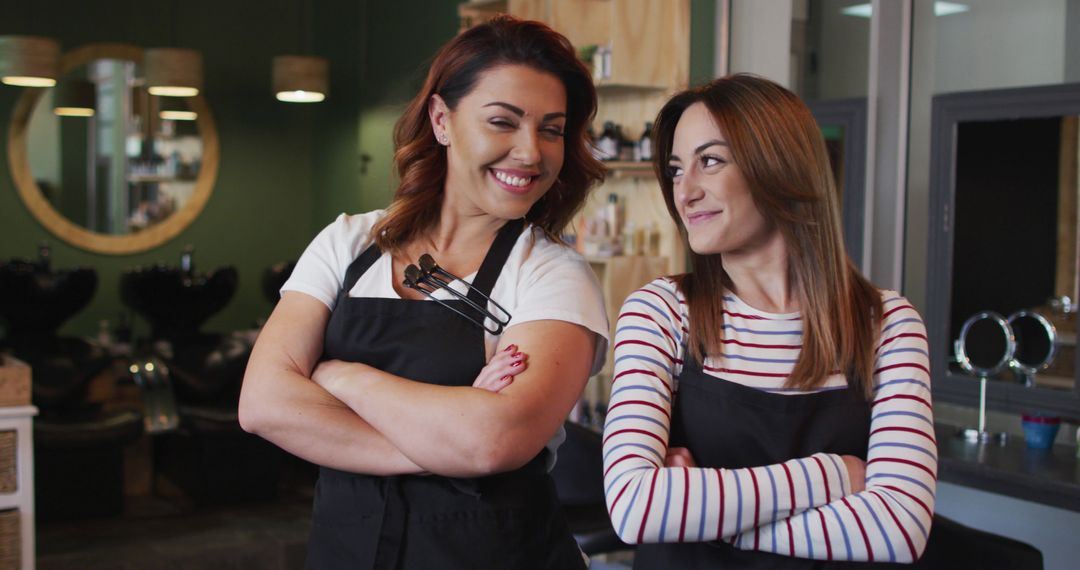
[372,16,605,253]
[652,74,882,396]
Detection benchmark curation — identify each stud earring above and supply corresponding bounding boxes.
[437,133,449,145]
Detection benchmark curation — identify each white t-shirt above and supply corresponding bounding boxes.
[281,210,611,467]
[282,210,609,369]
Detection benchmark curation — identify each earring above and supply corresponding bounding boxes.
[437,133,449,145]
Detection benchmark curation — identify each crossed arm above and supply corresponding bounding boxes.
[239,291,595,478]
[602,283,935,562]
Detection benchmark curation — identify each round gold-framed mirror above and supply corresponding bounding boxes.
[6,43,219,255]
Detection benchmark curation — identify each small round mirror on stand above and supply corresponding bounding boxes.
[954,311,1015,444]
[1007,310,1058,387]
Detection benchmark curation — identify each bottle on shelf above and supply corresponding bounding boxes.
[647,222,662,257]
[617,123,636,162]
[638,122,654,162]
[595,121,619,161]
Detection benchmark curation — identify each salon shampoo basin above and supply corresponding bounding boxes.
[120,264,238,340]
[0,258,97,337]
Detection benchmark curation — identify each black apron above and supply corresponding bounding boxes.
[306,219,585,570]
[633,355,873,570]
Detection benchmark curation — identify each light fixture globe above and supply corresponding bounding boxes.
[145,47,202,96]
[273,55,327,103]
[0,35,60,87]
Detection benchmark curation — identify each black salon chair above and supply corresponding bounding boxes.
[0,249,144,521]
[908,514,1043,569]
[550,420,634,557]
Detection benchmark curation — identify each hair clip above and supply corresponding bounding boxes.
[418,254,511,326]
[403,263,507,335]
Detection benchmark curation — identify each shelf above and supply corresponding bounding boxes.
[936,422,1080,512]
[603,161,654,178]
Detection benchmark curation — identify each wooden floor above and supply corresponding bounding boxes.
[37,493,312,570]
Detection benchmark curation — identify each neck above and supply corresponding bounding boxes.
[721,231,797,314]
[423,185,505,255]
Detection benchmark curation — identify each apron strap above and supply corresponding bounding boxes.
[340,242,382,297]
[467,217,525,306]
[336,218,523,309]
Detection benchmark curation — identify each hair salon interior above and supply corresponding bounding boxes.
[0,0,1078,568]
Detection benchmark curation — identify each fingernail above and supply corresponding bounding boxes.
[511,352,521,358]
[501,375,512,381]
[512,361,523,367]
[504,344,517,352]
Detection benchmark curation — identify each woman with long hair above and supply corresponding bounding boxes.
[240,16,607,569]
[603,74,935,567]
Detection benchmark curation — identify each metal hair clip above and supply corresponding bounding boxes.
[418,254,512,326]
[402,258,511,335]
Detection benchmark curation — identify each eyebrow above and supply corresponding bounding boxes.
[668,139,728,162]
[483,101,566,122]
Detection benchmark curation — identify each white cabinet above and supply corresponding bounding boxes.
[0,406,37,570]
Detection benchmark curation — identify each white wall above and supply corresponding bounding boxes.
[729,0,793,86]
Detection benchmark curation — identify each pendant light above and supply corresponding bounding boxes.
[273,55,327,102]
[144,0,202,97]
[53,78,96,117]
[0,35,60,87]
[273,0,328,103]
[145,47,202,97]
[158,96,197,121]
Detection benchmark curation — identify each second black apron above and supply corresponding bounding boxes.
[305,219,585,570]
[633,355,872,570]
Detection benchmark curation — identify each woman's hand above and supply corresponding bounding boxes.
[473,344,528,393]
[841,455,866,493]
[665,447,697,468]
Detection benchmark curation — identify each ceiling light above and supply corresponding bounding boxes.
[841,2,969,18]
[934,2,970,16]
[840,3,873,18]
[0,35,60,87]
[145,47,202,97]
[53,78,96,117]
[273,55,328,103]
[157,96,198,120]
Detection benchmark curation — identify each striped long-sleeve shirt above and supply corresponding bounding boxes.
[602,278,936,563]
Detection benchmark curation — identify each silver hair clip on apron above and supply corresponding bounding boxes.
[403,254,512,335]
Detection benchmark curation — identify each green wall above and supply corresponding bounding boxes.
[0,0,457,339]
[1,0,709,340]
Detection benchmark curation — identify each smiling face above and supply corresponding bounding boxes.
[668,102,775,256]
[431,64,568,221]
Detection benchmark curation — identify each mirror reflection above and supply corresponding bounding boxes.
[8,43,217,255]
[948,115,1078,390]
[26,58,203,236]
[1008,310,1058,387]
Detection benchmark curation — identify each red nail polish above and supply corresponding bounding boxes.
[512,361,523,367]
[501,375,512,381]
[512,352,522,358]
[504,344,517,352]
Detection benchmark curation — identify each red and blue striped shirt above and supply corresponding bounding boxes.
[602,278,936,562]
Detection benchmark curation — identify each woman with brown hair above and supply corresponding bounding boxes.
[603,74,936,567]
[239,16,607,569]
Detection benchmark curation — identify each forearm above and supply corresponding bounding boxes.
[604,453,850,544]
[325,366,529,477]
[239,368,424,476]
[729,300,937,562]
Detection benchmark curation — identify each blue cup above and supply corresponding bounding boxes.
[1021,415,1060,449]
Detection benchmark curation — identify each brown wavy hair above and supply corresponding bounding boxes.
[652,74,882,396]
[372,15,605,252]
